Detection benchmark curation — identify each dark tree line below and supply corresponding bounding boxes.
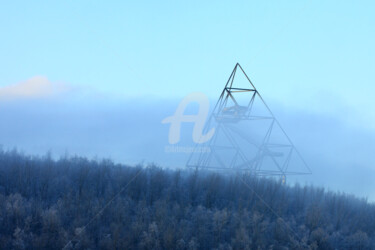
[0,149,374,249]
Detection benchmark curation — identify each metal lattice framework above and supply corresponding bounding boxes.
[186,63,312,178]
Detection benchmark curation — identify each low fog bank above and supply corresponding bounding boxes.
[0,97,374,201]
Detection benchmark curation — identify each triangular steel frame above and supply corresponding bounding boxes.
[186,63,312,178]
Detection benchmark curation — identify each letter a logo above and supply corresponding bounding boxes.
[162,92,215,144]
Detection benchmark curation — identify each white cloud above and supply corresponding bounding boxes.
[0,76,69,100]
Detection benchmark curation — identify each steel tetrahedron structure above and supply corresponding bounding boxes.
[186,63,311,178]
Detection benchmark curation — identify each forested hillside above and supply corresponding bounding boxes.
[0,149,373,249]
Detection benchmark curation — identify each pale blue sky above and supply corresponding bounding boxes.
[1,1,374,108]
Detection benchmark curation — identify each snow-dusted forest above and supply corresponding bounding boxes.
[0,149,373,249]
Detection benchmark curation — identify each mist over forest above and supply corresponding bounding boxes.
[1,97,374,202]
